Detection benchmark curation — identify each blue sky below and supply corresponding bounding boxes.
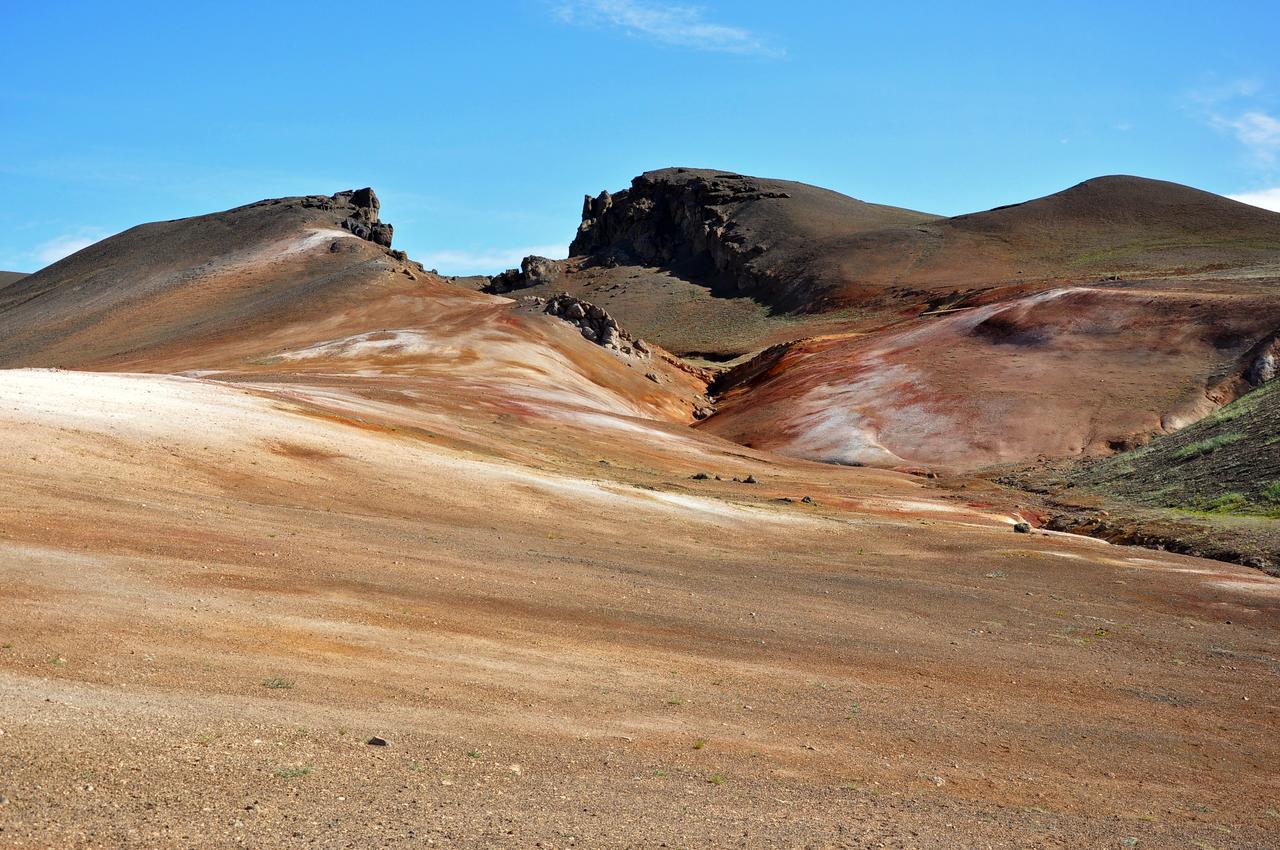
[2,1,1279,274]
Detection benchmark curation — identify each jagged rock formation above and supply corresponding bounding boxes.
[1247,334,1279,386]
[569,167,937,311]
[487,255,562,293]
[308,187,393,247]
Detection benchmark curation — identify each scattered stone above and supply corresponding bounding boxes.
[1013,522,1032,534]
[538,293,647,357]
[645,371,660,383]
[366,736,389,747]
[693,406,714,420]
[691,472,711,480]
[743,474,758,484]
[0,794,8,806]
[801,496,817,505]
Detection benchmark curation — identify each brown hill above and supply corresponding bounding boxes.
[0,271,26,289]
[488,168,940,357]
[0,189,711,428]
[503,171,1280,358]
[2,182,1280,847]
[703,280,1280,469]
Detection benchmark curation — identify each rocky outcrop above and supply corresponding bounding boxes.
[569,169,792,302]
[487,255,562,294]
[301,188,393,247]
[530,293,650,355]
[1247,334,1279,386]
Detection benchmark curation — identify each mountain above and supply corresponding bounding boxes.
[0,271,26,289]
[0,188,711,427]
[2,181,1278,848]
[486,168,941,358]
[489,171,1280,360]
[488,169,1280,468]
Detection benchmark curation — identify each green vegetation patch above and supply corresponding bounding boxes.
[1172,432,1243,461]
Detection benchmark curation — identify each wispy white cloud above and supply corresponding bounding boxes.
[1188,78,1280,166]
[1212,111,1280,165]
[1228,187,1280,213]
[554,0,782,57]
[418,243,567,276]
[32,230,106,267]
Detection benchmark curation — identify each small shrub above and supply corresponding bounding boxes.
[1203,492,1251,514]
[261,677,294,690]
[274,764,313,779]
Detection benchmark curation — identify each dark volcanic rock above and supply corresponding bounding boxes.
[487,256,563,294]
[323,187,393,247]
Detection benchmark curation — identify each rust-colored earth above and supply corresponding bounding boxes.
[1,186,1278,848]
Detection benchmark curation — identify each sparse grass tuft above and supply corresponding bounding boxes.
[692,738,706,750]
[274,763,313,779]
[707,774,725,785]
[1172,432,1243,461]
[261,677,294,690]
[1202,492,1251,514]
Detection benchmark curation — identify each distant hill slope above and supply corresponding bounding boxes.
[0,188,710,425]
[493,170,1280,358]
[701,283,1280,469]
[0,271,27,289]
[570,167,940,311]
[1067,375,1280,516]
[0,189,396,368]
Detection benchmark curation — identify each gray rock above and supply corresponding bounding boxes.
[1248,350,1277,385]
[1013,522,1032,534]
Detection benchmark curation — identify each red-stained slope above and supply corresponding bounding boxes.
[704,282,1280,469]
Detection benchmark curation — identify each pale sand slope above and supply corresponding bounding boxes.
[0,369,1277,848]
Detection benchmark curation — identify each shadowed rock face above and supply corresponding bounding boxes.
[569,167,939,311]
[331,187,394,247]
